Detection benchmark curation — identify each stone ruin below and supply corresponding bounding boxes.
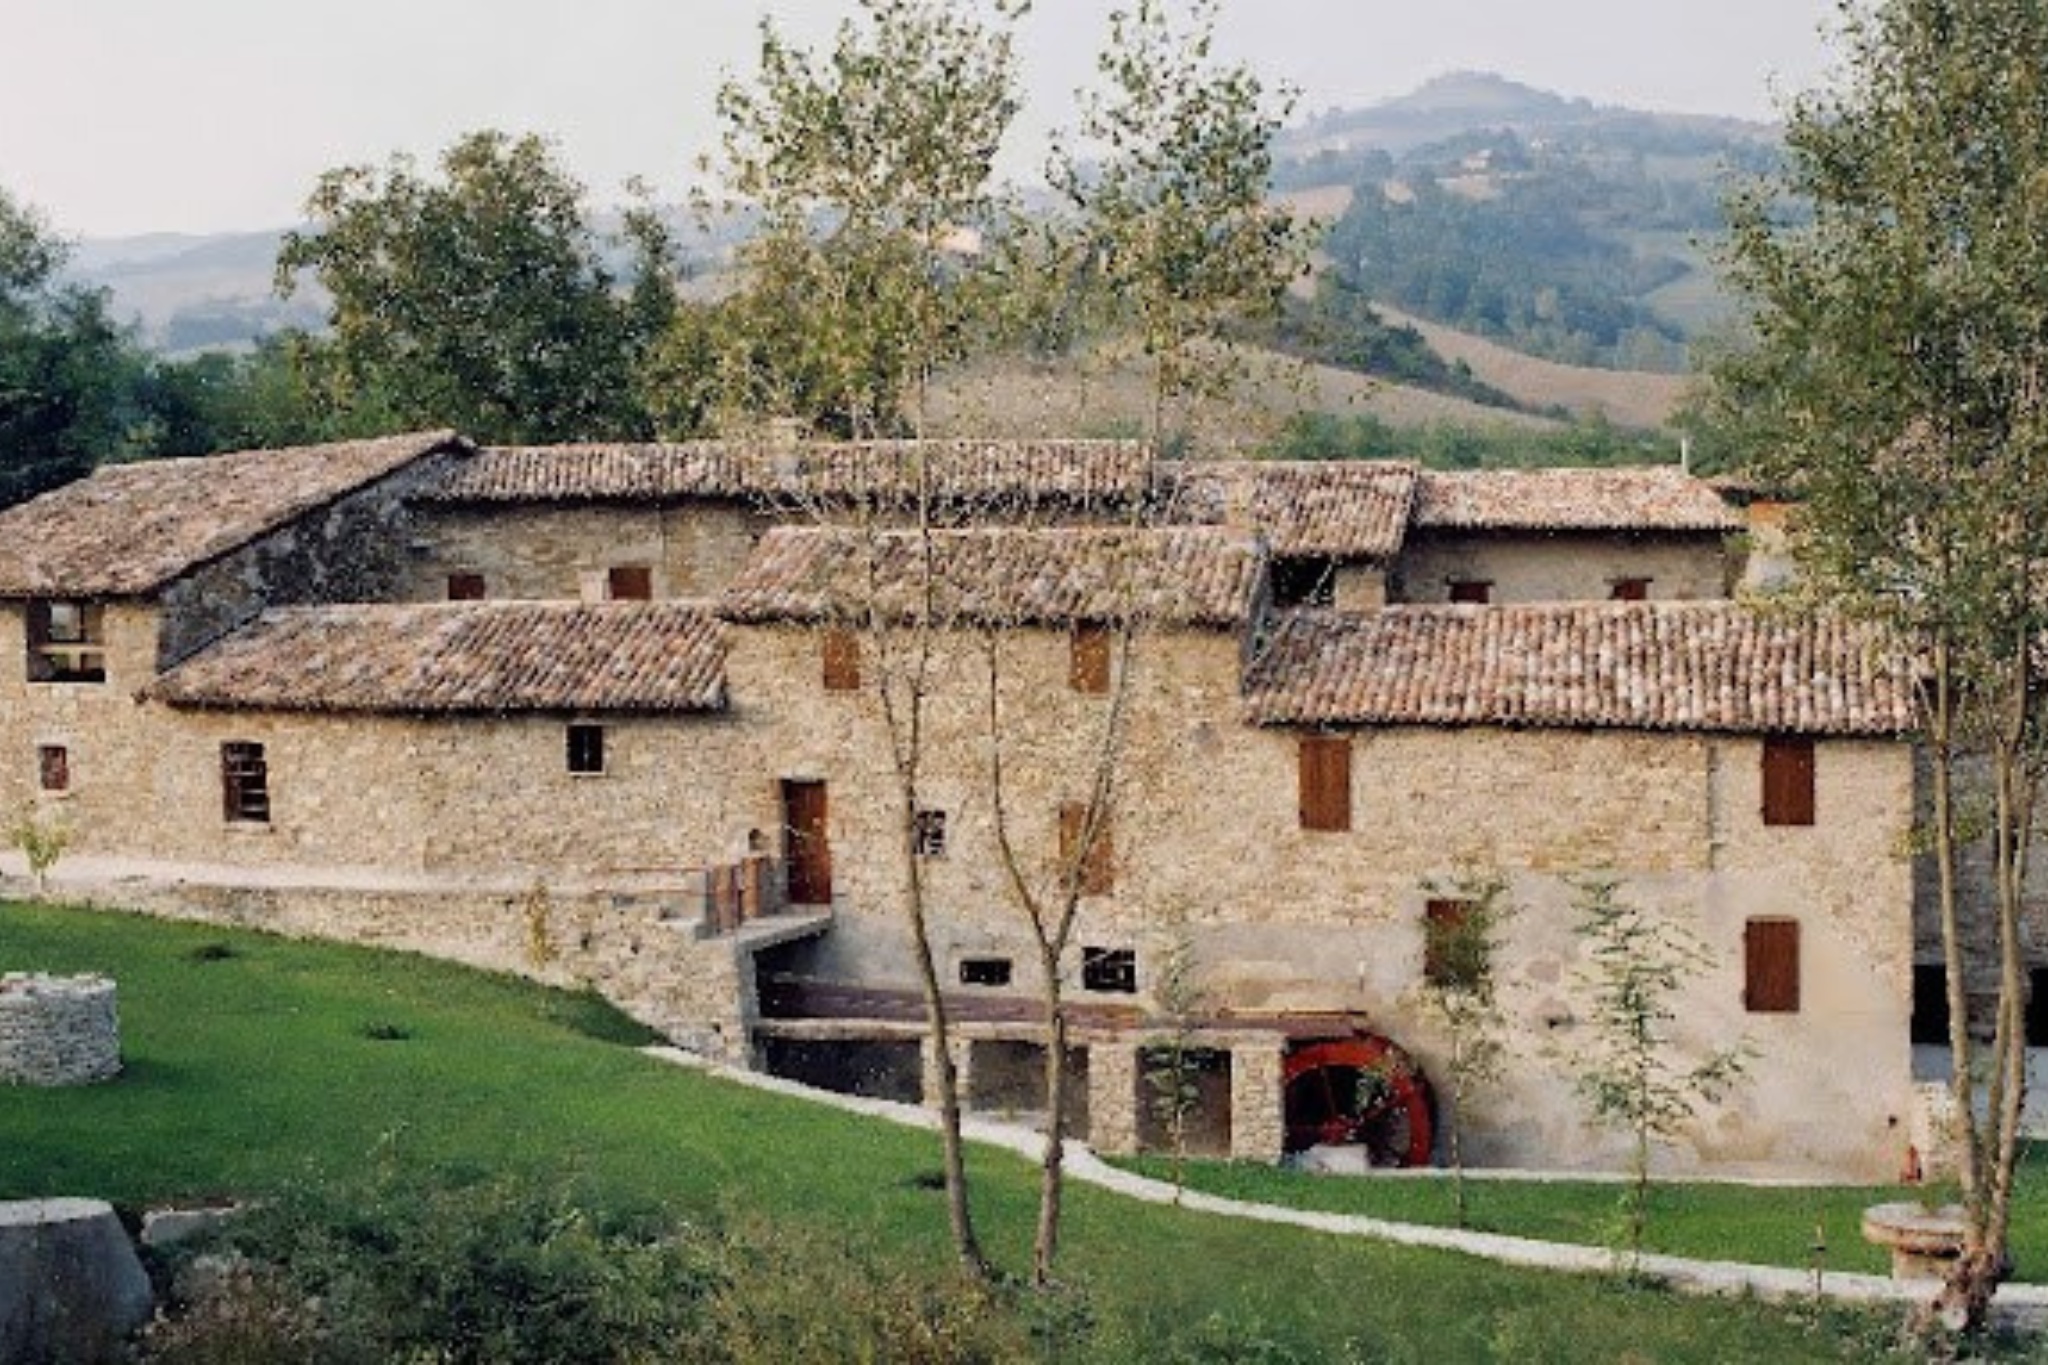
[0,973,121,1085]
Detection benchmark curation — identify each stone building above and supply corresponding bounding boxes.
[0,431,1927,1177]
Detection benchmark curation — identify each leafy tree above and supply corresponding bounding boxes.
[1712,0,2048,1328]
[139,338,332,457]
[704,0,1024,438]
[1567,875,1750,1273]
[0,188,149,505]
[1050,0,1313,446]
[707,0,1028,1276]
[276,131,677,444]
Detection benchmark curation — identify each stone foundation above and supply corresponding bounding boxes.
[0,974,120,1085]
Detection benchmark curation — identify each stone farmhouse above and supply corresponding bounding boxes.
[0,430,1933,1178]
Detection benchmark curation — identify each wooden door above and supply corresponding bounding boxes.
[783,779,832,906]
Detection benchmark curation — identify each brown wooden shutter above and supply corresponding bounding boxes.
[607,565,653,600]
[1070,624,1111,694]
[1060,801,1114,895]
[1424,899,1473,986]
[1745,918,1800,1012]
[1610,578,1650,601]
[1448,580,1491,604]
[1298,733,1352,831]
[1761,736,1816,826]
[38,745,68,793]
[821,629,861,691]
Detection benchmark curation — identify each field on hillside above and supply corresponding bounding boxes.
[0,902,1946,1363]
[927,343,1559,454]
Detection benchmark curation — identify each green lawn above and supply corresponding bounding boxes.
[1119,1156,2048,1284]
[0,902,1988,1362]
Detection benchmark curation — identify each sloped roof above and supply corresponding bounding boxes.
[720,525,1261,628]
[151,601,726,715]
[1243,603,1913,736]
[0,431,466,599]
[421,439,1152,507]
[1164,460,1418,559]
[1412,467,1740,532]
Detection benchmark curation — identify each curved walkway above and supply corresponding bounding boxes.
[643,1046,2048,1330]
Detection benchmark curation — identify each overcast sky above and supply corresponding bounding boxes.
[1,0,1840,239]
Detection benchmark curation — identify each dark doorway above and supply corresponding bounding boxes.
[782,779,832,906]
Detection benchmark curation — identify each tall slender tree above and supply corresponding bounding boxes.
[1713,0,2048,1329]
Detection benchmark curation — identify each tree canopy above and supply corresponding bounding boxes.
[277,131,677,445]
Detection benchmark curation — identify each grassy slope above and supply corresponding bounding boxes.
[0,903,1932,1362]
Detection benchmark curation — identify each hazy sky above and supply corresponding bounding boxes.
[2,0,1841,238]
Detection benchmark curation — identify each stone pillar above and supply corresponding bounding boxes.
[922,1034,972,1110]
[1229,1039,1287,1163]
[1087,1043,1142,1155]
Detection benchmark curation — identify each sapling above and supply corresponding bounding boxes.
[9,804,70,896]
[1143,908,1208,1202]
[1415,864,1514,1227]
[1568,874,1752,1272]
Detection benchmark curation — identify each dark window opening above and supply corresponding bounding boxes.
[37,745,68,793]
[607,565,653,601]
[1081,946,1137,994]
[913,808,948,858]
[1912,965,1952,1046]
[1070,623,1111,694]
[1423,898,1479,989]
[959,957,1013,987]
[2030,968,2048,1047]
[1271,557,1337,609]
[25,599,106,683]
[1059,801,1114,895]
[822,629,861,692]
[1448,579,1492,604]
[567,723,605,775]
[1298,733,1352,832]
[1610,577,1651,601]
[1761,736,1816,826]
[447,572,486,601]
[221,742,270,824]
[1744,918,1801,1013]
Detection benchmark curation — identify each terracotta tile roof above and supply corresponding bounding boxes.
[720,526,1260,628]
[421,439,1152,507]
[152,601,726,714]
[1164,460,1418,559]
[0,431,465,598]
[1243,603,1913,736]
[1412,467,1740,532]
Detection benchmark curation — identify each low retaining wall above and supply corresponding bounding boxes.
[0,974,120,1085]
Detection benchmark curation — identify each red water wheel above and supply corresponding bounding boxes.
[1281,1036,1435,1167]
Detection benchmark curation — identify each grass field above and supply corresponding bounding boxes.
[0,901,1996,1362]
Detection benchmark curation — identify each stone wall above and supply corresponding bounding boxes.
[0,974,119,1085]
[409,503,764,603]
[1393,530,1730,603]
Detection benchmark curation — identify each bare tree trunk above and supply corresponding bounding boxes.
[1033,945,1069,1286]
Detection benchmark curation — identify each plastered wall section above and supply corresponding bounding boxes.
[409,504,765,601]
[1392,530,1730,602]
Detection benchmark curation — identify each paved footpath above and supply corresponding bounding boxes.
[643,1046,2048,1331]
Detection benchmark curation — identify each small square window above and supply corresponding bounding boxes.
[913,808,948,858]
[1448,579,1492,604]
[25,599,106,683]
[1610,577,1651,601]
[1081,946,1137,994]
[607,565,653,601]
[1744,917,1800,1013]
[959,957,1013,987]
[1912,965,1951,1046]
[1271,557,1337,609]
[221,742,270,824]
[447,572,486,601]
[37,745,68,794]
[567,723,606,775]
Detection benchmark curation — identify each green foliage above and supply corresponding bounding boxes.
[1270,411,1677,470]
[1567,875,1751,1271]
[8,802,70,893]
[1416,865,1514,1226]
[276,131,677,444]
[702,0,1024,437]
[1142,909,1209,1201]
[1267,273,1519,408]
[1051,0,1315,444]
[0,188,153,505]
